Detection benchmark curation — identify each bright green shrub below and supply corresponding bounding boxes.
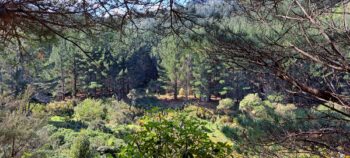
[50,115,67,122]
[238,94,272,119]
[70,134,93,158]
[217,98,235,110]
[119,112,232,157]
[30,103,47,117]
[46,100,74,116]
[239,94,297,119]
[239,93,262,111]
[74,99,104,122]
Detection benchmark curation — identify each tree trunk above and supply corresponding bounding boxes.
[11,136,16,157]
[0,68,3,95]
[60,55,65,100]
[72,54,77,98]
[185,79,189,100]
[174,78,178,100]
[185,54,192,101]
[207,91,211,102]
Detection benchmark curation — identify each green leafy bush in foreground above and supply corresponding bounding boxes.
[119,111,232,158]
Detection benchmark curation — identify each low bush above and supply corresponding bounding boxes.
[88,120,112,133]
[184,105,216,120]
[104,100,144,125]
[74,98,104,122]
[111,124,139,139]
[217,98,235,111]
[30,103,47,117]
[46,100,74,116]
[239,93,262,112]
[70,134,94,158]
[81,129,125,149]
[217,115,232,124]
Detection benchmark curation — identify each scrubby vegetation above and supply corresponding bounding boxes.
[1,93,348,157]
[217,98,235,111]
[0,97,233,157]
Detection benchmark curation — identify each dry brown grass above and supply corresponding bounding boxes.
[155,94,219,110]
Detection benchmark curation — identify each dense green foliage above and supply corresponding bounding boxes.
[1,92,349,157]
[70,134,94,158]
[119,112,232,157]
[74,99,104,122]
[217,98,235,111]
